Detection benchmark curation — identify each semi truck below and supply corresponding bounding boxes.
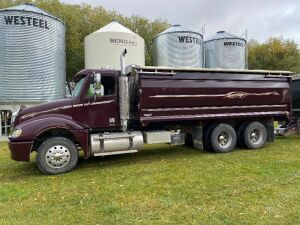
[8,51,293,174]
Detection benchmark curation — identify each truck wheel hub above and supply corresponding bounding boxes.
[45,145,71,168]
[250,129,261,143]
[218,132,230,147]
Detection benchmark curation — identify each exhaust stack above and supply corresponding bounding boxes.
[120,49,127,76]
[119,49,129,131]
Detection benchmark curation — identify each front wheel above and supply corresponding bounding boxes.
[36,137,79,175]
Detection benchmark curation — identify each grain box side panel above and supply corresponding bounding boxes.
[138,72,291,123]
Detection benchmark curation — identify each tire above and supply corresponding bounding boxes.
[242,122,267,150]
[185,133,194,147]
[36,137,79,175]
[237,122,249,148]
[210,124,237,153]
[203,124,217,151]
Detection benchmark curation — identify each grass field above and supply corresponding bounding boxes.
[0,135,299,225]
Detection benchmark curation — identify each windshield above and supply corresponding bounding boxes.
[72,77,86,98]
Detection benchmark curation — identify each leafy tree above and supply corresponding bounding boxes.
[248,37,300,72]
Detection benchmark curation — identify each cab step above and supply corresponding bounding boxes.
[94,149,138,157]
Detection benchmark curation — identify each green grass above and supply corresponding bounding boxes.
[0,135,299,225]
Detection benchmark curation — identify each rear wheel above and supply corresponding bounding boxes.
[209,124,237,153]
[36,137,78,175]
[242,122,267,149]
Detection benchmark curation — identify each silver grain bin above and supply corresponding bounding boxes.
[153,25,203,67]
[0,3,66,103]
[205,31,246,69]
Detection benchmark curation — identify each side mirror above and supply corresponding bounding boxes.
[94,73,101,84]
[66,80,74,98]
[93,73,103,97]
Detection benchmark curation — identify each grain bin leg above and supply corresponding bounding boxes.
[192,125,203,150]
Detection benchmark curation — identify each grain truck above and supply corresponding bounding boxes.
[8,51,293,174]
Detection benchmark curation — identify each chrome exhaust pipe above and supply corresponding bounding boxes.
[120,49,127,76]
[119,49,129,131]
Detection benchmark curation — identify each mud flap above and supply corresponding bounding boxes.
[192,126,203,150]
[264,118,274,142]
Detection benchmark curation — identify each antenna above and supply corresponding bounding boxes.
[244,29,248,69]
[201,24,206,67]
[240,29,248,40]
[200,24,205,36]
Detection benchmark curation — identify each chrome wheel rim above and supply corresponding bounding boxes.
[249,129,263,144]
[45,145,71,168]
[218,131,232,148]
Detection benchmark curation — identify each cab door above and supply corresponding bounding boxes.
[81,73,120,129]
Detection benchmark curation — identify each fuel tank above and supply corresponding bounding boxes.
[90,131,144,154]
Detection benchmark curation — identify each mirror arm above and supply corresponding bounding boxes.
[66,79,72,96]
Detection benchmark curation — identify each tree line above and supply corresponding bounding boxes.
[248,38,300,72]
[1,0,300,79]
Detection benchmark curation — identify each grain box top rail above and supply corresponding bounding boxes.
[126,65,294,76]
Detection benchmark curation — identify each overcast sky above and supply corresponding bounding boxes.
[63,0,300,44]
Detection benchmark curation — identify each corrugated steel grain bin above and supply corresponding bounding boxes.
[205,31,246,69]
[153,25,204,67]
[0,3,66,103]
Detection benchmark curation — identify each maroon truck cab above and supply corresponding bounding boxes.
[8,65,293,174]
[9,69,120,161]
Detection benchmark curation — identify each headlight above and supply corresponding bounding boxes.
[9,128,22,138]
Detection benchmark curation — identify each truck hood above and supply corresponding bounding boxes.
[17,98,74,124]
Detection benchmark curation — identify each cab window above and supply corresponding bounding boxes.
[72,76,86,98]
[87,76,115,97]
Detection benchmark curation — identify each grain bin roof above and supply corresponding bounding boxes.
[205,31,246,42]
[154,24,203,38]
[92,21,136,34]
[0,3,63,23]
